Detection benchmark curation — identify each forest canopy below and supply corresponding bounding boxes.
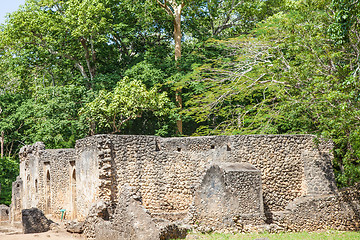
[0,0,359,204]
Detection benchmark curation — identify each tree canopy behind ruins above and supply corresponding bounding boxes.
[0,0,360,204]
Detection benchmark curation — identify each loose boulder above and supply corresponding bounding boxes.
[22,208,53,234]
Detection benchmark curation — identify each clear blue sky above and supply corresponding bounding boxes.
[0,0,26,25]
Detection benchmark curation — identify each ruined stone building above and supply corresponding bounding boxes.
[10,134,360,236]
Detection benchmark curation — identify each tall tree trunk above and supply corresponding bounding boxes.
[80,37,96,88]
[175,90,183,134]
[174,6,182,61]
[174,5,183,134]
[1,131,4,159]
[155,0,185,135]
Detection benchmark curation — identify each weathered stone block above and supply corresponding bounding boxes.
[302,150,338,196]
[21,208,53,234]
[191,162,264,230]
[0,204,10,222]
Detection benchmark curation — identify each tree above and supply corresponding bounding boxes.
[80,77,173,134]
[0,93,29,158]
[22,85,90,148]
[153,0,186,61]
[0,157,19,205]
[328,0,360,45]
[185,0,285,39]
[183,37,282,135]
[153,0,190,134]
[0,0,178,92]
[184,0,360,187]
[1,0,113,88]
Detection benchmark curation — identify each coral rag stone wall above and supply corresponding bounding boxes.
[16,142,76,220]
[13,134,347,232]
[273,183,360,231]
[98,135,334,218]
[11,177,23,223]
[302,150,338,195]
[191,162,264,229]
[75,140,101,221]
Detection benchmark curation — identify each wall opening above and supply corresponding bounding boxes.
[71,168,77,219]
[211,145,215,149]
[155,143,161,151]
[45,170,51,214]
[227,145,231,151]
[35,179,38,193]
[25,174,30,206]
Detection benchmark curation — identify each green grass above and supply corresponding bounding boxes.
[184,231,360,240]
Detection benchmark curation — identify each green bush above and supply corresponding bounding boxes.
[0,157,19,206]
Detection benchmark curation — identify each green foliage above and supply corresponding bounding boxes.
[0,93,29,158]
[80,77,175,134]
[1,0,360,197]
[183,37,283,135]
[124,62,166,88]
[22,85,90,148]
[184,1,360,187]
[0,157,19,206]
[184,0,285,39]
[0,0,174,91]
[257,3,360,187]
[328,0,360,44]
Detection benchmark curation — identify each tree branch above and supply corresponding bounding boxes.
[155,0,174,16]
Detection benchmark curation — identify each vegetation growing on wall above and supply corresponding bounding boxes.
[0,0,359,204]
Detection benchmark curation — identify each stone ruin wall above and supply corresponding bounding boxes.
[75,137,111,220]
[11,177,22,223]
[272,183,360,232]
[14,142,77,221]
[75,134,335,221]
[14,134,337,224]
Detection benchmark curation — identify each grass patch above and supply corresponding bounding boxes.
[184,231,360,240]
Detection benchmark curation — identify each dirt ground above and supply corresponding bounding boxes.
[0,231,85,240]
[0,223,85,240]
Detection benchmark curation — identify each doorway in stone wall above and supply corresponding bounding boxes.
[71,168,77,219]
[45,170,51,214]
